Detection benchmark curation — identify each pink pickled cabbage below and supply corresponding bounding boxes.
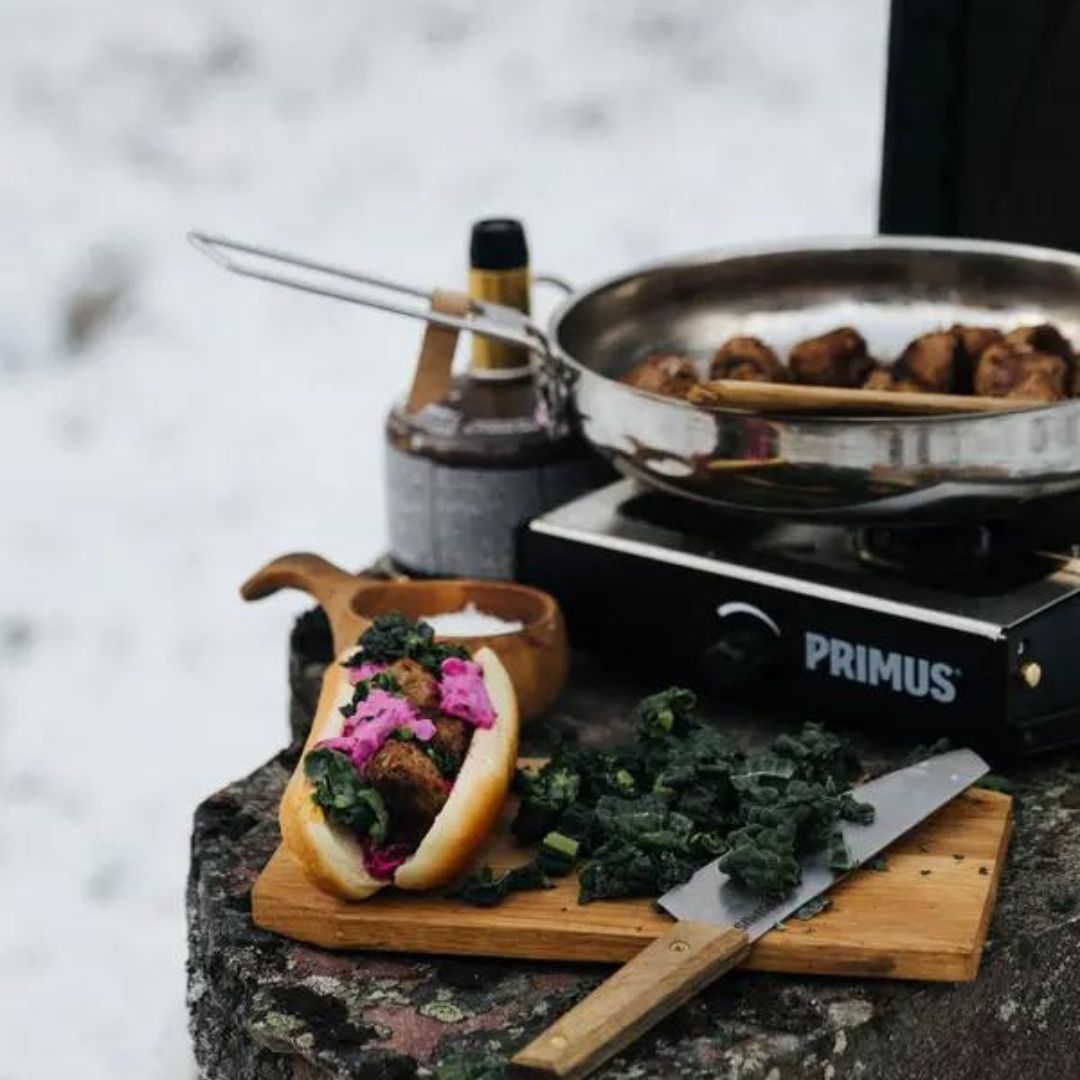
[318,690,436,772]
[438,657,496,728]
[346,660,387,686]
[362,841,413,880]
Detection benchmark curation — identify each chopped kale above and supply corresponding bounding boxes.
[304,748,389,843]
[634,687,698,741]
[344,612,469,675]
[511,763,582,843]
[340,671,401,718]
[425,741,459,777]
[827,824,855,873]
[838,791,876,826]
[537,831,580,876]
[506,690,876,905]
[579,839,695,904]
[451,862,551,907]
[717,824,802,897]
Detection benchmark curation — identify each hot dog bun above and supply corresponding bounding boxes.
[279,645,519,900]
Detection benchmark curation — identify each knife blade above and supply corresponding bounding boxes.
[511,748,988,1080]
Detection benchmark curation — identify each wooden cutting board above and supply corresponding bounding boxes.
[252,774,1012,983]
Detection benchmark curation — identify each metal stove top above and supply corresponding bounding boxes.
[528,479,1080,638]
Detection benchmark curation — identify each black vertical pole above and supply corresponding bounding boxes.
[879,0,968,237]
[880,0,1080,253]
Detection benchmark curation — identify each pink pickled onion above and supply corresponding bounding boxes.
[318,689,435,772]
[346,660,387,686]
[438,657,496,728]
[362,841,413,880]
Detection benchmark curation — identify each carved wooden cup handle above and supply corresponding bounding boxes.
[241,553,371,654]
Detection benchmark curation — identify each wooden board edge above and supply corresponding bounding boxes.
[959,796,1015,981]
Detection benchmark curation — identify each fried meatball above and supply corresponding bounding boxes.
[894,330,963,393]
[862,367,920,393]
[973,341,1067,402]
[431,715,472,770]
[789,327,874,388]
[709,336,786,383]
[951,324,1003,365]
[621,353,700,399]
[386,658,440,713]
[1004,325,1075,399]
[365,740,448,838]
[1005,324,1074,363]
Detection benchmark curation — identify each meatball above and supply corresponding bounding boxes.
[951,324,1003,366]
[386,658,440,713]
[709,336,786,383]
[973,341,1067,402]
[1005,324,1074,363]
[789,327,874,388]
[621,353,700,399]
[431,715,472,770]
[894,330,963,393]
[862,366,920,393]
[365,740,448,839]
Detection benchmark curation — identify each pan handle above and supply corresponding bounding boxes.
[188,231,552,356]
[533,272,574,296]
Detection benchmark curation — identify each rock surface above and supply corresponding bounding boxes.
[188,611,1080,1079]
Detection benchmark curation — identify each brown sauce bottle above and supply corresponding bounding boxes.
[385,219,608,579]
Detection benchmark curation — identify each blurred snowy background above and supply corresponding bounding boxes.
[0,1,888,1076]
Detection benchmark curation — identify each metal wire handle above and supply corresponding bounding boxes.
[187,231,552,355]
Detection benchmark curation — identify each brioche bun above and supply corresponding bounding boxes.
[279,646,519,900]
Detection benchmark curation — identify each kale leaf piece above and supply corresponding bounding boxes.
[827,824,855,873]
[304,748,389,843]
[717,823,802,897]
[634,688,698,741]
[511,762,582,843]
[768,721,862,788]
[451,862,551,907]
[838,791,876,826]
[573,794,703,902]
[344,612,469,675]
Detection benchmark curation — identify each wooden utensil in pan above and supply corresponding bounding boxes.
[241,553,568,721]
[687,380,1033,415]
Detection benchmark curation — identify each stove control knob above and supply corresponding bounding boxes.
[701,602,781,691]
[1018,660,1042,689]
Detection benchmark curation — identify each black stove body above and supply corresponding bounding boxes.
[517,480,1080,754]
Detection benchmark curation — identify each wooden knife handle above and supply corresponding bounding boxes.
[511,923,750,1080]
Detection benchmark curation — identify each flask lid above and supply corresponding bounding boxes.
[470,218,529,271]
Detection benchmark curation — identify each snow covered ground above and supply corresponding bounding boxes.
[0,2,888,1076]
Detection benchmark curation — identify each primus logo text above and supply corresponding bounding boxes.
[804,632,958,703]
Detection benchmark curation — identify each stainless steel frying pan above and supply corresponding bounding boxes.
[190,232,1080,525]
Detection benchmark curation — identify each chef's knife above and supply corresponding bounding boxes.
[511,748,988,1079]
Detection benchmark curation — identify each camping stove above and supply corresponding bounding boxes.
[517,479,1080,754]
